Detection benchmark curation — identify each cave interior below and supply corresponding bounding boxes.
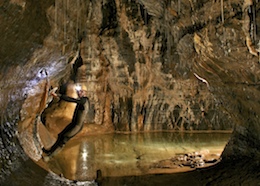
[0,0,260,185]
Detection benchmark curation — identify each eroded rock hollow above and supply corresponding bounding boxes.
[0,0,260,185]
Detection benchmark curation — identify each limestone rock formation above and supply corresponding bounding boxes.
[0,0,260,185]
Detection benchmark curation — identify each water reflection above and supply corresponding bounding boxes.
[44,132,231,181]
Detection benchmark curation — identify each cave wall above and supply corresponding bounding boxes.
[39,0,236,133]
[1,0,260,185]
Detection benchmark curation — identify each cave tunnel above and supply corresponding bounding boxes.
[0,0,260,185]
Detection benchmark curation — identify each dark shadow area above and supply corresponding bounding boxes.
[2,156,259,186]
[2,159,48,186]
[0,0,53,73]
[100,158,260,186]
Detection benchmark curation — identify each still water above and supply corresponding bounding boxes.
[44,132,231,181]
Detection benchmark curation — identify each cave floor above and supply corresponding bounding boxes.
[3,152,259,186]
[36,132,231,182]
[101,158,260,186]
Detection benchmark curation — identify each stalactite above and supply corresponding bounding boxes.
[189,0,194,11]
[67,0,70,28]
[79,0,82,41]
[63,0,67,44]
[85,0,90,56]
[87,35,91,59]
[243,0,259,58]
[61,0,67,54]
[54,0,58,39]
[76,0,80,42]
[221,0,224,24]
[251,0,257,44]
[178,0,181,15]
[144,8,147,25]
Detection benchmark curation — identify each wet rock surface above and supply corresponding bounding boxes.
[0,0,260,185]
[150,151,219,170]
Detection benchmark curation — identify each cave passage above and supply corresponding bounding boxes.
[36,132,231,181]
[1,0,260,185]
[16,67,232,182]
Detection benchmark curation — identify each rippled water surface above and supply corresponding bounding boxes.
[44,132,231,181]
